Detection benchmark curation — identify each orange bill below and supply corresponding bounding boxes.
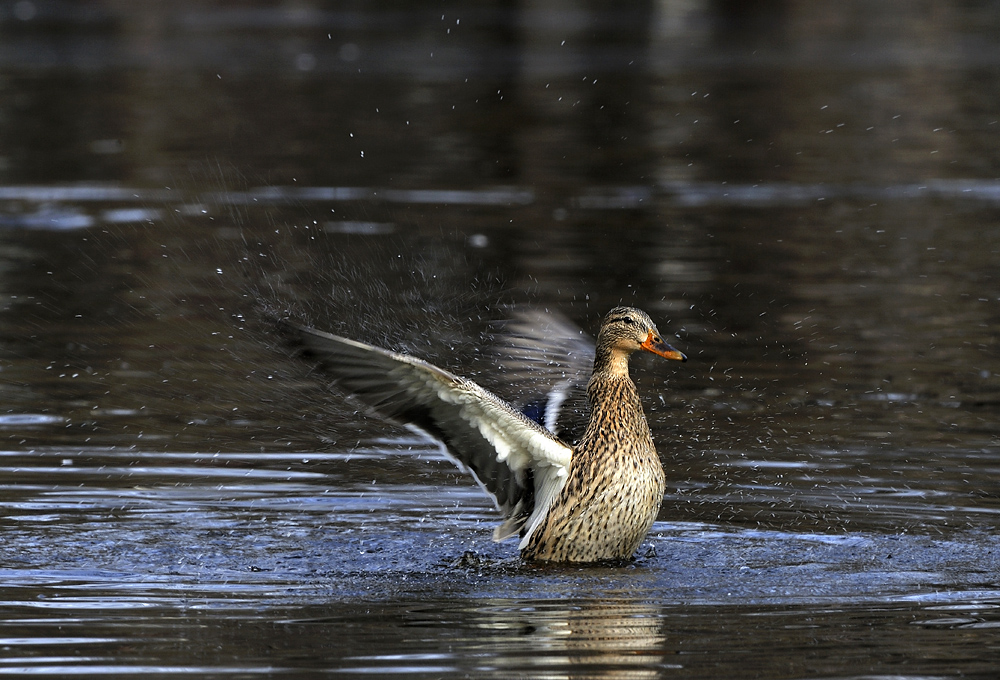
[641,330,687,362]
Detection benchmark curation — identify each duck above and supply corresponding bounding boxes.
[282,306,686,563]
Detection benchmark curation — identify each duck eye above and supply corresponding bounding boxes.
[622,316,636,326]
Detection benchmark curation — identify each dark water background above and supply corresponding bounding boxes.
[2,1,1000,677]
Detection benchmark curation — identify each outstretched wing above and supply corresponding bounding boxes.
[494,308,595,444]
[281,322,573,545]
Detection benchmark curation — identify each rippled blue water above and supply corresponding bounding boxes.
[2,1,1000,677]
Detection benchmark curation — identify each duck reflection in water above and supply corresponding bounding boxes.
[474,598,670,678]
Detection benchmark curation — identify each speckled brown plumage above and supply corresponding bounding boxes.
[281,305,686,564]
[522,307,679,562]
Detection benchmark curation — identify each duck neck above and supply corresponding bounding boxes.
[592,344,632,380]
[579,347,648,450]
[587,346,641,411]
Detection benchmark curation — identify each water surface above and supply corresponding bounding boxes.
[1,2,1000,678]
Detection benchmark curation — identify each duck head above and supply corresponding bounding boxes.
[599,306,687,362]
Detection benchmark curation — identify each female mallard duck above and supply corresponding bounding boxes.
[284,306,686,563]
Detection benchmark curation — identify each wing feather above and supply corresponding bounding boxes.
[494,308,595,443]
[281,322,573,543]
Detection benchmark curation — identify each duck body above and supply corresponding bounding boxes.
[523,367,667,561]
[282,306,685,564]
